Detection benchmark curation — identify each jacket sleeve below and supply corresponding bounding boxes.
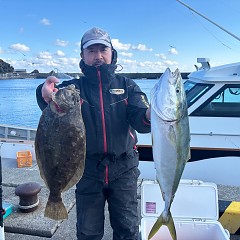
[36,83,48,111]
[127,79,151,133]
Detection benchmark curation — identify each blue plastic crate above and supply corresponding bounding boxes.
[3,202,12,219]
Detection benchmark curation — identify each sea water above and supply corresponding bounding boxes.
[0,78,158,128]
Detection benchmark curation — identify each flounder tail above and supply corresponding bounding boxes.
[148,211,176,240]
[44,196,68,220]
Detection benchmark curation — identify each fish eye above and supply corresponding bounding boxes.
[176,88,180,93]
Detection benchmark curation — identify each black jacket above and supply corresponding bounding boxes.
[36,62,151,181]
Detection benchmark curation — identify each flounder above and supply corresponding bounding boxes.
[35,84,86,220]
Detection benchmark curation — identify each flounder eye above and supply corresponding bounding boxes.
[176,88,180,93]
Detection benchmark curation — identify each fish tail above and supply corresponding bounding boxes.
[148,211,176,240]
[44,196,68,220]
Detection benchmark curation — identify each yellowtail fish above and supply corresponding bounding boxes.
[148,68,190,240]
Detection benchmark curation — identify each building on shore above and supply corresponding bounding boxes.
[14,69,27,73]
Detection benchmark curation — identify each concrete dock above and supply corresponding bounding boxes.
[1,157,240,240]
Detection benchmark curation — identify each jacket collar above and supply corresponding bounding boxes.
[79,60,117,86]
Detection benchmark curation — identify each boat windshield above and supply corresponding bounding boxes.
[184,80,213,107]
[190,84,240,117]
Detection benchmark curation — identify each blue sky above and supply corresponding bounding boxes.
[1,0,240,73]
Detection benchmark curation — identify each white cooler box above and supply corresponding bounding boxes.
[140,179,230,240]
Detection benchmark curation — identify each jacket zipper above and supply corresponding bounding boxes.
[97,70,108,185]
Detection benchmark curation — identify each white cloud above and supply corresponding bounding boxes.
[0,47,4,54]
[168,48,178,55]
[57,57,79,66]
[75,41,81,48]
[117,57,179,73]
[55,39,69,47]
[9,43,30,52]
[155,53,166,60]
[40,18,50,26]
[58,58,71,64]
[45,61,58,67]
[112,39,131,51]
[38,51,52,59]
[55,50,65,57]
[9,54,80,73]
[4,40,181,73]
[120,59,137,64]
[6,54,180,74]
[119,52,133,57]
[162,60,178,66]
[132,44,152,51]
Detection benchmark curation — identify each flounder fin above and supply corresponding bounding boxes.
[44,198,68,220]
[148,211,176,240]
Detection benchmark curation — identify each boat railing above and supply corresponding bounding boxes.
[0,125,36,141]
[191,132,240,137]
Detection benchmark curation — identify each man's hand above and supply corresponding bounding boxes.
[42,76,60,103]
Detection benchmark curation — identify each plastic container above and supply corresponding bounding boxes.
[3,202,12,219]
[140,179,230,240]
[16,150,32,168]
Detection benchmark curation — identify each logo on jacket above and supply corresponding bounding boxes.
[109,89,125,95]
[141,95,150,107]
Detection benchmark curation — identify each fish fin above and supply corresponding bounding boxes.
[62,161,85,192]
[148,213,163,240]
[44,198,68,220]
[148,211,176,240]
[167,212,177,240]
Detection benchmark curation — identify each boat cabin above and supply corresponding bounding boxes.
[137,58,240,182]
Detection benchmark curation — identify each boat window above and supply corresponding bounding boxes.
[184,80,213,107]
[190,84,240,117]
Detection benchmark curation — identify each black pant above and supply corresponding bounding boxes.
[75,167,140,240]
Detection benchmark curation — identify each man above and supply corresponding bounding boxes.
[36,27,151,240]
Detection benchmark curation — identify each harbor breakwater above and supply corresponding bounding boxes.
[0,72,190,80]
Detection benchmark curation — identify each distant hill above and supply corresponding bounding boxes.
[0,59,14,73]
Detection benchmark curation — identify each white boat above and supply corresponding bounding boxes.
[138,58,240,186]
[1,58,240,185]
